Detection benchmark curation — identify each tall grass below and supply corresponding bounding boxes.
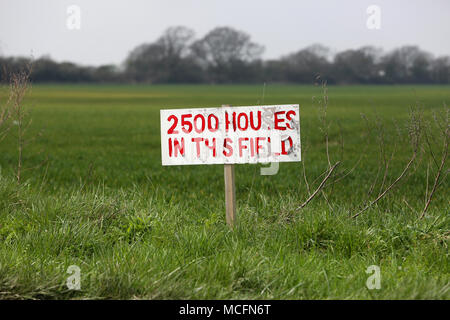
[0,84,448,299]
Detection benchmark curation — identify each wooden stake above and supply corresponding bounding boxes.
[224,164,236,227]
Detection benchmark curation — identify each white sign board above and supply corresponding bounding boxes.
[160,105,300,166]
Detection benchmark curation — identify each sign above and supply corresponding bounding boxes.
[160,105,300,166]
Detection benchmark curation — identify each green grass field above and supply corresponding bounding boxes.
[0,84,448,299]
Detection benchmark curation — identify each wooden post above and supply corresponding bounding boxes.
[224,164,236,227]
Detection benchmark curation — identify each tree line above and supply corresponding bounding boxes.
[1,26,449,84]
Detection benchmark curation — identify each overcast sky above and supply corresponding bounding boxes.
[1,0,449,66]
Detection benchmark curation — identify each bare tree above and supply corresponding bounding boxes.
[158,26,196,60]
[191,27,264,82]
[282,45,332,83]
[125,26,200,83]
[381,46,433,83]
[192,27,264,67]
[430,56,450,84]
[333,46,382,84]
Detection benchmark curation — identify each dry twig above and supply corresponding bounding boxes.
[297,161,340,210]
[352,107,422,218]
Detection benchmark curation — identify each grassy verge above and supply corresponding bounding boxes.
[0,84,448,299]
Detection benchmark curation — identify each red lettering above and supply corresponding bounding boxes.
[238,138,249,157]
[286,110,296,129]
[192,137,203,157]
[173,138,184,157]
[281,137,293,155]
[207,114,219,132]
[181,114,193,133]
[225,112,237,132]
[223,138,233,157]
[167,115,179,134]
[168,138,172,156]
[269,137,280,156]
[250,111,262,130]
[193,114,206,133]
[169,138,184,157]
[233,112,237,131]
[237,112,249,131]
[256,137,265,155]
[205,138,216,157]
[274,111,286,130]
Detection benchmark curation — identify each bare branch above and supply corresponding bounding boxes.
[352,107,422,218]
[297,161,340,210]
[302,160,311,196]
[352,152,417,218]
